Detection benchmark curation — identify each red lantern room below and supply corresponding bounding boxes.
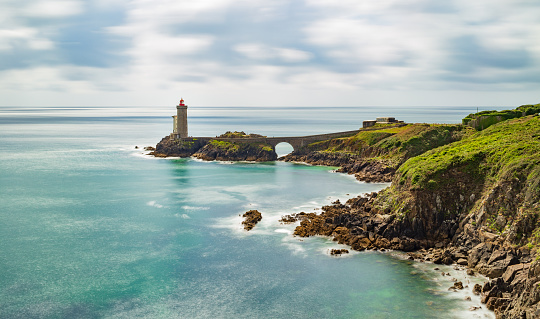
[179,98,185,106]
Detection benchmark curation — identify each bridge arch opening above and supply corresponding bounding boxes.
[275,142,294,157]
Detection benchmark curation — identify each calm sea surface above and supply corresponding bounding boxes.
[0,106,495,318]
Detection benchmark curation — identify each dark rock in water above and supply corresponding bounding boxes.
[473,284,482,295]
[242,210,262,231]
[135,146,139,149]
[144,146,156,151]
[454,281,464,290]
[279,214,299,224]
[330,249,349,256]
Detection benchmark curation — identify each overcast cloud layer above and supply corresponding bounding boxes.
[1,0,540,106]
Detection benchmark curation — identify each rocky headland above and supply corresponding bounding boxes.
[286,104,540,318]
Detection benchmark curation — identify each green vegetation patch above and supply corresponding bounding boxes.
[301,124,472,168]
[209,140,240,151]
[398,116,540,190]
[218,131,265,138]
[209,139,274,153]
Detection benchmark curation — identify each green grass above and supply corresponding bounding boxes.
[398,116,540,190]
[301,124,472,168]
[209,140,274,153]
[217,131,265,138]
[209,140,239,151]
[371,115,540,250]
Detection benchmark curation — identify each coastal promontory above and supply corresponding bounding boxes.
[288,104,540,318]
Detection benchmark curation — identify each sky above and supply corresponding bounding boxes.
[1,0,540,107]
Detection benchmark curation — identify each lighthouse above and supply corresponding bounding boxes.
[173,98,188,138]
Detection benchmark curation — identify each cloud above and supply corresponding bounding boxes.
[234,43,312,62]
[0,28,54,51]
[1,0,540,106]
[22,0,84,18]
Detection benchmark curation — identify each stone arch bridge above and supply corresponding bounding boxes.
[174,125,405,152]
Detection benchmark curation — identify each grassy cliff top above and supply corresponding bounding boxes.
[303,123,473,167]
[373,113,540,250]
[398,115,540,191]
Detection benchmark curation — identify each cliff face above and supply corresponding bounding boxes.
[152,137,206,157]
[151,135,277,162]
[292,114,540,318]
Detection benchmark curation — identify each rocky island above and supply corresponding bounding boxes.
[151,131,276,161]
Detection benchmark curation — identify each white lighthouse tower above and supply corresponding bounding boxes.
[172,98,188,138]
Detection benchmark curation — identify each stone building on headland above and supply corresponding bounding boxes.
[362,117,404,128]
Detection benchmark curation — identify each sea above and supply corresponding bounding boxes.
[0,105,496,319]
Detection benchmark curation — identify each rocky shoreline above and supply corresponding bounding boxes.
[285,193,538,317]
[287,167,539,316]
[280,153,394,183]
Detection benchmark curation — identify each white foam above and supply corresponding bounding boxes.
[388,251,494,318]
[181,205,209,211]
[274,228,292,234]
[146,201,163,208]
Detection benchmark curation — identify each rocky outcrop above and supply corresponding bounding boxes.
[151,136,206,157]
[330,249,349,255]
[151,135,277,161]
[292,192,538,317]
[193,140,276,162]
[242,210,262,231]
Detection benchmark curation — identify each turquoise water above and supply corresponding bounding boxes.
[0,106,493,318]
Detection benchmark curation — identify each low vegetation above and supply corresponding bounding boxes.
[218,131,265,138]
[301,123,473,168]
[399,115,540,190]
